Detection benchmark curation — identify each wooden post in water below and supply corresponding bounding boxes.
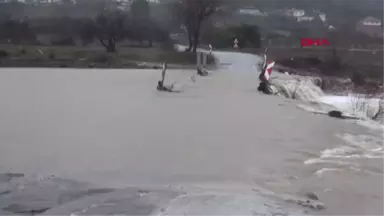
[161,62,167,84]
[197,52,201,68]
[197,52,207,68]
[202,52,207,66]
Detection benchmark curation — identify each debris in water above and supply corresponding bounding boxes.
[258,82,275,95]
[285,194,325,211]
[328,110,344,118]
[328,110,361,120]
[197,67,209,76]
[0,173,25,182]
[3,204,50,215]
[0,190,11,196]
[305,192,319,201]
[190,73,197,82]
[138,189,150,195]
[157,63,183,93]
[296,199,325,211]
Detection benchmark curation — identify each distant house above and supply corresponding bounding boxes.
[361,16,382,26]
[237,8,266,16]
[296,10,319,23]
[318,13,327,23]
[297,16,315,22]
[328,25,336,31]
[311,9,327,23]
[271,30,291,37]
[285,8,305,17]
[356,17,383,38]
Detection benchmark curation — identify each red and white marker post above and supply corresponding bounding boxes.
[262,60,275,81]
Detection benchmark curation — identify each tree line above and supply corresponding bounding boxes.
[0,0,231,53]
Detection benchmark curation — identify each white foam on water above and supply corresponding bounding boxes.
[356,119,384,131]
[321,146,363,159]
[305,132,383,178]
[210,50,384,182]
[296,102,337,115]
[268,73,383,126]
[314,168,341,177]
[306,133,383,165]
[337,133,383,151]
[152,191,303,215]
[269,75,325,102]
[270,73,383,177]
[304,158,357,166]
[313,165,383,178]
[319,95,382,119]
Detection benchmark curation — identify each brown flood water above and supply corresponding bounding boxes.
[0,64,382,215]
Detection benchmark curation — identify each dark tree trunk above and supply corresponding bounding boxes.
[192,27,200,52]
[106,44,115,52]
[192,17,202,53]
[99,37,116,53]
[187,35,193,51]
[179,0,217,52]
[106,38,116,52]
[186,24,193,52]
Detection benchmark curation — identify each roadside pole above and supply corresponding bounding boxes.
[233,38,239,49]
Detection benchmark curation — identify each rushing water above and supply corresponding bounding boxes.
[185,49,383,214]
[269,72,383,121]
[0,50,382,215]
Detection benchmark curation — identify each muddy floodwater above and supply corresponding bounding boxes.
[0,51,382,215]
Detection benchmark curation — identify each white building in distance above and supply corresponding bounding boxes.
[285,8,305,17]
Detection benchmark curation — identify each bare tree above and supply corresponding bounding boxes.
[130,0,153,47]
[175,0,218,52]
[94,11,125,52]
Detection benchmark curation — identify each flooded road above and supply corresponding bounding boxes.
[0,51,382,215]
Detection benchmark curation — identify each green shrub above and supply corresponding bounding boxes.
[0,50,9,58]
[20,48,27,55]
[157,51,195,64]
[92,54,111,63]
[48,52,56,60]
[351,71,366,86]
[51,37,76,46]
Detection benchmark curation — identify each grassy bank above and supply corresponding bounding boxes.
[0,45,215,69]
